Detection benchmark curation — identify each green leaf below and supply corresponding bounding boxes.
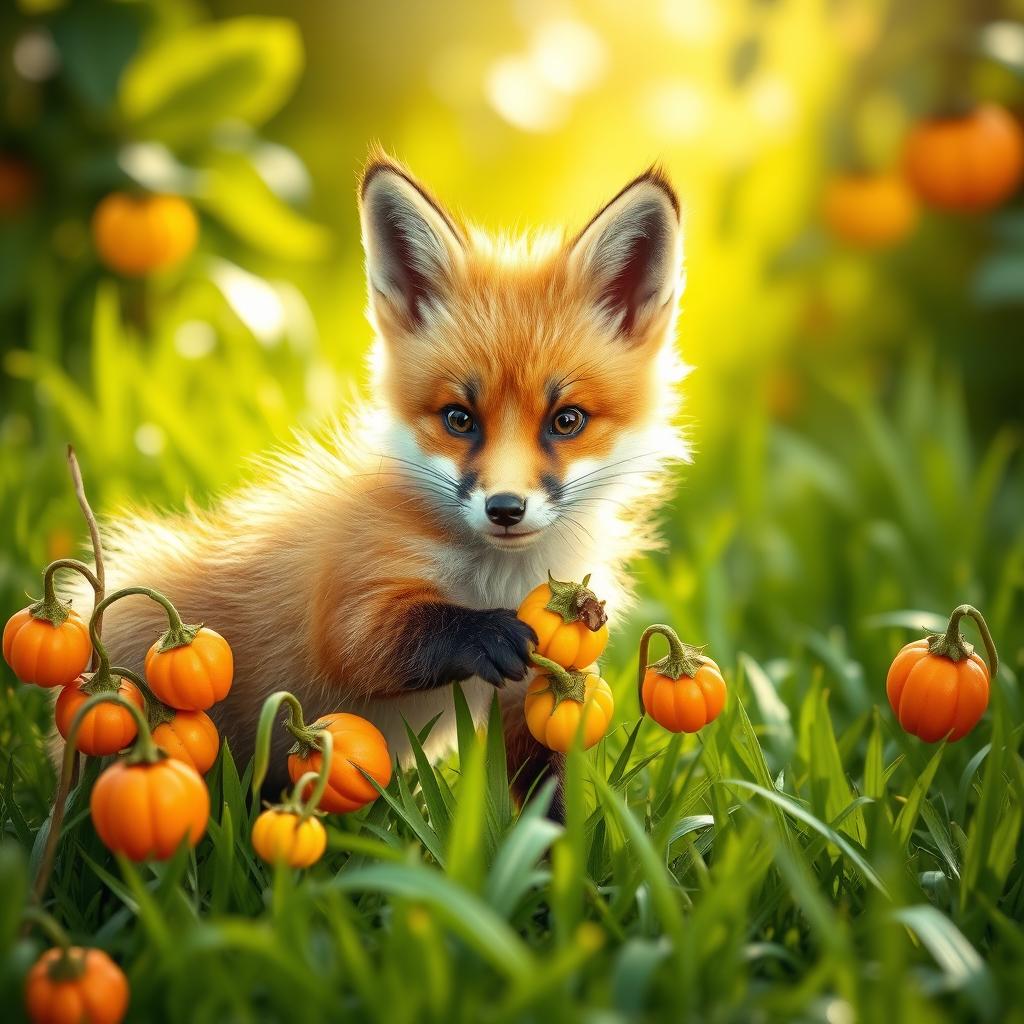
[961,686,1008,908]
[402,717,451,840]
[864,707,885,801]
[208,801,235,915]
[809,687,865,845]
[893,905,994,1010]
[120,18,303,142]
[586,757,686,950]
[730,693,794,850]
[322,864,534,980]
[973,251,1024,307]
[359,767,445,865]
[485,693,511,830]
[919,800,960,880]
[611,937,671,1013]
[198,152,332,261]
[445,729,488,892]
[739,652,793,758]
[893,742,945,851]
[485,780,560,917]
[452,681,477,762]
[720,779,889,897]
[0,844,27,955]
[52,1,148,112]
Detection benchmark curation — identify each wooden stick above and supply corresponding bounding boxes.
[66,445,105,668]
[30,447,105,907]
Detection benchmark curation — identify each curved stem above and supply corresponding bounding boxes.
[29,559,102,629]
[296,730,333,819]
[252,690,312,799]
[947,604,999,676]
[32,691,158,904]
[529,651,574,689]
[529,652,587,705]
[21,906,71,949]
[636,624,694,713]
[88,586,188,672]
[110,665,175,729]
[41,559,102,602]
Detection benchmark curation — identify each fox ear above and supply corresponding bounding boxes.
[359,160,464,330]
[568,169,683,340]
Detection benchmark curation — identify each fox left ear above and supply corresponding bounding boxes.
[568,169,683,340]
[359,157,465,332]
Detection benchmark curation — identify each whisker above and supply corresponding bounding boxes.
[558,494,633,513]
[561,468,663,497]
[370,452,461,485]
[560,451,660,490]
[559,512,595,543]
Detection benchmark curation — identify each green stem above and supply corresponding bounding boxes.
[529,651,574,689]
[21,906,72,950]
[252,690,314,799]
[41,559,102,602]
[28,559,102,628]
[87,586,193,673]
[32,691,160,905]
[928,604,999,675]
[636,624,705,714]
[529,651,587,705]
[110,664,176,729]
[294,730,333,819]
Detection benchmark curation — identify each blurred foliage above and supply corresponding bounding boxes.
[2,0,1024,1021]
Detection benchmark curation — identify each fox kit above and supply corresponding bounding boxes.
[82,154,687,815]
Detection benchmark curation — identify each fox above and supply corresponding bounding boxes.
[71,152,688,818]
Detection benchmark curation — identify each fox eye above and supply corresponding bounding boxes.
[443,406,477,436]
[550,407,586,437]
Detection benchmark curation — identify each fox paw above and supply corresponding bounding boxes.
[458,608,536,687]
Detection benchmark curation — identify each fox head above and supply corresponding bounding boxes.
[359,155,687,555]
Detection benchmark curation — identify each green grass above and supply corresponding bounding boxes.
[1,350,1022,1023]
[2,1,1022,1018]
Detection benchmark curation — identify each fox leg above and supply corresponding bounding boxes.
[500,687,565,824]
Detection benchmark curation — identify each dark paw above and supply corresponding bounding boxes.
[403,604,537,691]
[463,608,536,687]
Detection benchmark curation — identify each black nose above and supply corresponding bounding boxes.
[485,492,526,528]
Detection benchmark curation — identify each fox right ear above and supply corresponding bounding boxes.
[359,160,465,331]
[567,168,683,341]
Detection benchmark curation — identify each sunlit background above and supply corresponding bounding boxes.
[3,3,1024,1018]
[2,0,1023,692]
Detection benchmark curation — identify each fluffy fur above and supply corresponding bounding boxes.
[68,152,689,802]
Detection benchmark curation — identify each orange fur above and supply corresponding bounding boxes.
[67,154,689,787]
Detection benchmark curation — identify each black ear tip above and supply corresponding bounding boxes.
[359,154,405,199]
[636,164,680,217]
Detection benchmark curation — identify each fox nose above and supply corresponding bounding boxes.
[485,492,527,528]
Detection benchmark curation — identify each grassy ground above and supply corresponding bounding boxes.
[1,348,1022,1023]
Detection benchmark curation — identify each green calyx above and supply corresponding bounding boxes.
[544,573,608,632]
[108,664,175,730]
[287,720,326,760]
[156,621,203,653]
[649,644,706,681]
[530,651,588,706]
[146,700,177,730]
[925,604,1000,675]
[79,666,123,696]
[46,948,87,982]
[28,593,72,628]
